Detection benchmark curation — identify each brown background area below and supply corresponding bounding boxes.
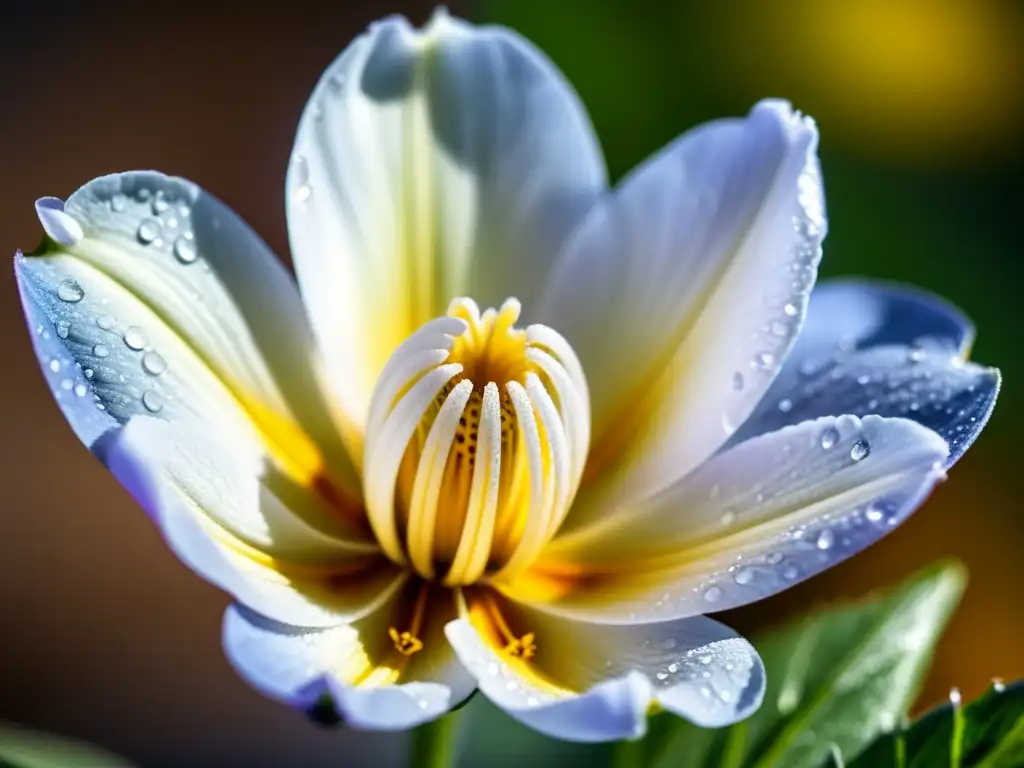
[0,2,1020,767]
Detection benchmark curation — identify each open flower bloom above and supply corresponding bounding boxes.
[14,12,999,742]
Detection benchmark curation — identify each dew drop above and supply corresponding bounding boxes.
[720,510,737,526]
[865,504,884,523]
[992,678,1006,693]
[142,351,167,375]
[111,194,127,212]
[819,426,840,449]
[770,320,788,337]
[778,398,793,413]
[949,687,962,706]
[48,358,61,373]
[84,368,94,379]
[816,528,834,550]
[57,279,85,303]
[703,586,723,603]
[93,343,110,358]
[668,663,679,674]
[783,565,799,581]
[55,319,70,339]
[74,383,88,397]
[60,378,73,391]
[756,352,775,371]
[732,371,744,391]
[137,219,162,245]
[783,302,798,317]
[142,389,164,413]
[849,439,871,462]
[734,568,755,585]
[96,314,116,331]
[662,638,677,651]
[766,552,784,565]
[908,346,925,364]
[656,672,668,681]
[123,326,148,351]
[173,235,198,264]
[151,191,169,214]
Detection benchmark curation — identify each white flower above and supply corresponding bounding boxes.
[13,11,999,743]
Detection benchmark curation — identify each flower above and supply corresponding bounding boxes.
[13,10,999,743]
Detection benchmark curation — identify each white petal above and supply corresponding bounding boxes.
[522,415,947,623]
[537,100,825,528]
[445,600,763,741]
[16,171,359,491]
[224,584,474,731]
[98,417,396,628]
[287,12,606,429]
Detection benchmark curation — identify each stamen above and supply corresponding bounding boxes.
[387,579,430,656]
[480,593,537,660]
[363,297,590,585]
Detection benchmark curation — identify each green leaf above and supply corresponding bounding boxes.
[850,680,1024,768]
[0,722,133,768]
[644,561,966,768]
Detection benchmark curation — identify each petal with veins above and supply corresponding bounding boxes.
[287,11,606,430]
[446,594,762,741]
[537,100,825,530]
[15,171,360,497]
[224,583,474,731]
[98,417,394,628]
[515,415,947,624]
[730,280,998,466]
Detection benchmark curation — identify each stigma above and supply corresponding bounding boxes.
[364,298,590,586]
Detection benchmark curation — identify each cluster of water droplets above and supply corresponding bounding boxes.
[726,130,825,431]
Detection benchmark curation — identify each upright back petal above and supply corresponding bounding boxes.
[286,12,607,431]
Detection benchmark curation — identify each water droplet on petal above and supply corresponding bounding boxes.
[74,383,88,397]
[93,343,110,358]
[865,504,884,523]
[850,439,871,462]
[57,279,85,303]
[123,326,147,351]
[756,352,775,371]
[97,314,116,331]
[137,219,161,245]
[48,358,61,373]
[720,510,737,526]
[816,529,834,550]
[766,552,784,565]
[949,688,962,706]
[783,565,799,580]
[778,398,793,413]
[151,191,169,214]
[820,426,840,449]
[142,351,167,375]
[111,194,127,212]
[783,302,798,317]
[735,568,754,585]
[770,320,788,337]
[173,235,197,264]
[662,638,677,650]
[142,389,164,413]
[55,319,70,339]
[703,586,723,603]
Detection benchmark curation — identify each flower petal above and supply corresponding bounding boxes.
[97,417,396,628]
[287,11,606,430]
[730,281,998,466]
[519,415,947,623]
[445,597,763,741]
[224,583,473,731]
[537,100,825,530]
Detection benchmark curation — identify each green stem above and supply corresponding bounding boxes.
[410,711,462,768]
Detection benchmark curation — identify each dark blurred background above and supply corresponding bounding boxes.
[0,1,1020,766]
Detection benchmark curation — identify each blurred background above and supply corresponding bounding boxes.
[0,0,1020,765]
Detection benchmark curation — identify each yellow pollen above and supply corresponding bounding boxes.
[363,297,591,587]
[387,580,430,657]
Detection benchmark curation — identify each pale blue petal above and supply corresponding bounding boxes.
[14,171,357,487]
[732,281,998,466]
[536,100,827,531]
[534,415,947,624]
[224,594,474,730]
[287,11,606,425]
[446,608,763,739]
[96,417,400,628]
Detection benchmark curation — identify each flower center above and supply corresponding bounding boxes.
[363,297,590,586]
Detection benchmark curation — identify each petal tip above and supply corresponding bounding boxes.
[35,196,83,246]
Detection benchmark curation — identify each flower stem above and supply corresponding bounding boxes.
[611,737,644,768]
[410,711,461,768]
